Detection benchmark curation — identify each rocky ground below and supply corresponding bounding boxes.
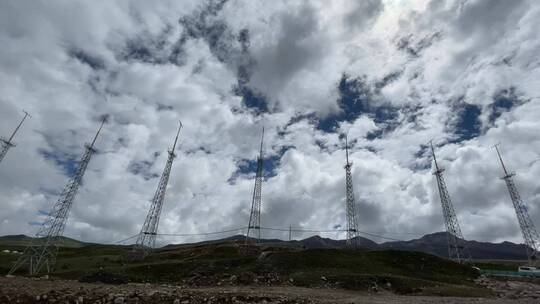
[475,276,540,300]
[1,276,540,304]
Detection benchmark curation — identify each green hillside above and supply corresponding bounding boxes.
[0,235,87,249]
[0,240,491,297]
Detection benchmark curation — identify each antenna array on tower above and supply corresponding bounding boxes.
[3,107,538,273]
[429,141,472,264]
[494,144,540,265]
[131,121,183,259]
[8,117,106,275]
[0,111,30,165]
[246,127,264,243]
[344,136,360,247]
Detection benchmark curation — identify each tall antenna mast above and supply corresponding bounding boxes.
[9,116,106,275]
[246,127,264,243]
[132,121,183,259]
[494,144,539,265]
[89,117,106,148]
[429,141,472,264]
[0,110,31,165]
[289,225,292,241]
[344,135,360,247]
[494,144,509,176]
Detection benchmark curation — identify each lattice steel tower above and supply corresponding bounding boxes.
[494,144,539,265]
[246,127,264,243]
[344,136,360,247]
[0,111,30,165]
[9,117,106,275]
[430,141,471,263]
[132,122,182,258]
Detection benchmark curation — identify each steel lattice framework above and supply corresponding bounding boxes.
[430,142,472,264]
[495,144,540,265]
[344,136,360,247]
[9,118,105,275]
[0,140,13,165]
[246,128,264,243]
[132,122,182,259]
[0,111,30,165]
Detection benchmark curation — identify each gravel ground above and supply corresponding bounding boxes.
[1,276,540,304]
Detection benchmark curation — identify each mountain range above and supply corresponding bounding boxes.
[162,232,530,260]
[0,232,530,260]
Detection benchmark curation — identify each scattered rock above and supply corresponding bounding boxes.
[238,272,256,285]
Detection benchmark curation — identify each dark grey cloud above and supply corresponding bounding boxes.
[119,26,185,66]
[344,0,384,30]
[396,31,442,58]
[453,0,528,44]
[248,3,327,105]
[69,48,106,70]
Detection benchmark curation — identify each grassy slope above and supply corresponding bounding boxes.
[0,235,86,248]
[0,241,493,297]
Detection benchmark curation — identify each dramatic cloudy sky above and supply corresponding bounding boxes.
[1,0,539,246]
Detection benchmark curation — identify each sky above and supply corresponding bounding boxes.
[0,0,539,246]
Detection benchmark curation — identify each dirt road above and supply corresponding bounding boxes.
[1,276,539,303]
